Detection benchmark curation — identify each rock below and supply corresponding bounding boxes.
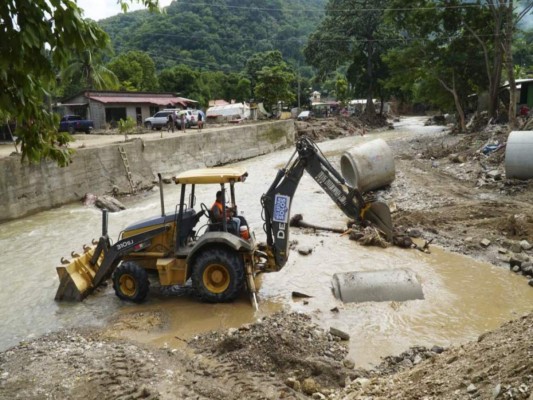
[492,383,501,399]
[467,383,478,393]
[480,238,491,248]
[407,228,422,238]
[354,378,371,390]
[413,354,423,365]
[520,240,532,251]
[511,242,523,253]
[297,246,313,255]
[82,193,97,206]
[498,248,508,254]
[312,393,326,400]
[301,378,318,395]
[521,263,533,277]
[510,257,523,268]
[285,377,301,391]
[227,328,238,336]
[486,170,502,180]
[431,345,445,354]
[162,177,172,184]
[449,153,467,163]
[512,265,521,273]
[529,279,533,287]
[343,359,355,369]
[95,195,126,212]
[330,327,350,341]
[465,237,474,243]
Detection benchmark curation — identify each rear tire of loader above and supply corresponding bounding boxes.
[192,248,244,303]
[112,262,149,303]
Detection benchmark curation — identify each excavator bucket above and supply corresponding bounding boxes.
[363,201,394,242]
[55,245,104,301]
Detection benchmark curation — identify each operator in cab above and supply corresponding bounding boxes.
[211,191,241,234]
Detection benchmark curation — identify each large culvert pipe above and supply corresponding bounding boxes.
[340,139,395,192]
[505,131,533,180]
[332,269,424,303]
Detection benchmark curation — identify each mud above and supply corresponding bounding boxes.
[1,116,533,399]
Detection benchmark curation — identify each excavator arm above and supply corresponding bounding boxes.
[261,136,393,270]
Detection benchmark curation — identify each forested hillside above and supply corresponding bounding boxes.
[99,0,326,75]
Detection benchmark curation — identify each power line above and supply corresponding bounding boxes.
[172,1,495,14]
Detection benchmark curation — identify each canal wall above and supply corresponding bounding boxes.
[0,120,295,222]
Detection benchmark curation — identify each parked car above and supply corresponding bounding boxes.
[59,115,94,134]
[297,110,312,121]
[144,110,175,130]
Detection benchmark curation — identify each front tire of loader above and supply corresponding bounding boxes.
[112,262,149,303]
[192,248,244,303]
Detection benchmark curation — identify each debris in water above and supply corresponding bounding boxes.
[292,291,313,299]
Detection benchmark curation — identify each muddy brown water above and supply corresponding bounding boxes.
[0,117,531,368]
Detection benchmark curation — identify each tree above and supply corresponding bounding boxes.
[61,45,120,92]
[0,0,160,166]
[305,0,392,116]
[245,51,287,98]
[108,51,158,91]
[385,0,492,131]
[255,65,296,111]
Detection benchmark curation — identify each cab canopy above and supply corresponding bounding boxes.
[173,167,248,185]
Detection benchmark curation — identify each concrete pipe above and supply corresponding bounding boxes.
[505,131,533,180]
[340,139,395,192]
[331,269,424,304]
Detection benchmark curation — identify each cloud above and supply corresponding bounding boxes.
[76,0,173,21]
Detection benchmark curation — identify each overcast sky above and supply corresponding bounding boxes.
[76,0,174,21]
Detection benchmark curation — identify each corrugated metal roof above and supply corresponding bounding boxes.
[87,94,197,106]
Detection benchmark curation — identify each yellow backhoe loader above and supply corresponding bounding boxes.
[55,136,393,308]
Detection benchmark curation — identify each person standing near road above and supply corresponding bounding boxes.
[167,111,175,133]
[180,112,186,132]
[197,110,204,130]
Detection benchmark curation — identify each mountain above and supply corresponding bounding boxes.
[99,0,326,74]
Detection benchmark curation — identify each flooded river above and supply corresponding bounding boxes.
[1,118,532,367]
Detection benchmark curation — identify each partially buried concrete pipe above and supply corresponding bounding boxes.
[340,139,395,192]
[505,131,533,180]
[331,269,424,303]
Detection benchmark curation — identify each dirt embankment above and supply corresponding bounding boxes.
[1,116,532,399]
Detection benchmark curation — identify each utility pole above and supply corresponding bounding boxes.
[297,59,301,110]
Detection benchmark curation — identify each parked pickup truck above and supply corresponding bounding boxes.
[59,115,94,134]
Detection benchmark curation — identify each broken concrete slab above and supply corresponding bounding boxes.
[480,238,491,248]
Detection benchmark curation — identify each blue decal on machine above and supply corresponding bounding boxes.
[273,194,290,223]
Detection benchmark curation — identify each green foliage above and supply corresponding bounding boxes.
[384,0,491,114]
[255,65,296,111]
[0,0,159,165]
[118,116,137,141]
[107,51,159,91]
[304,0,392,113]
[98,0,326,75]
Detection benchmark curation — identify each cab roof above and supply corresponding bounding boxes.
[173,167,248,184]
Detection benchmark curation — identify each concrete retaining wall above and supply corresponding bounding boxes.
[0,120,295,222]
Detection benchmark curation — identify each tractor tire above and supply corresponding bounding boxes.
[112,261,149,303]
[192,248,244,303]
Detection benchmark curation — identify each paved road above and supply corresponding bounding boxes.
[0,122,260,160]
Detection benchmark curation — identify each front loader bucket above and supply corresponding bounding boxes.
[363,201,394,242]
[55,246,103,301]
